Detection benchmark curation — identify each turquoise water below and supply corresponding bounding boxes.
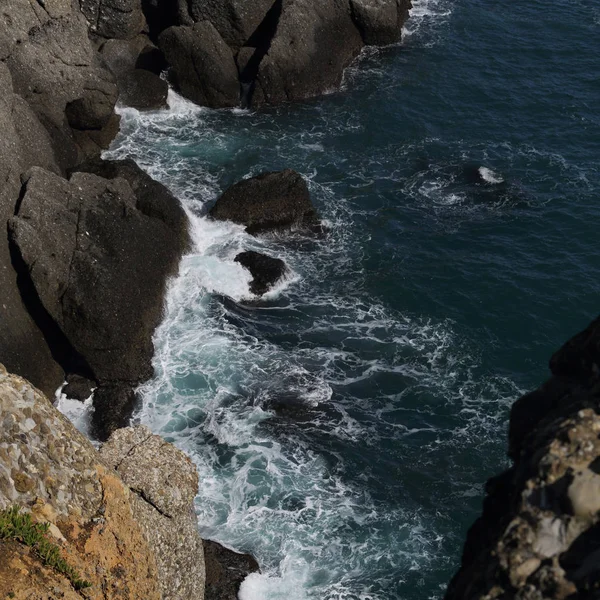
[106,1,600,598]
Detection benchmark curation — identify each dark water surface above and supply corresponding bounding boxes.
[105,0,600,597]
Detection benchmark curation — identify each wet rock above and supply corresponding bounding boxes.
[203,539,259,600]
[550,315,600,379]
[100,426,206,600]
[350,0,412,45]
[235,251,287,295]
[119,68,169,110]
[92,384,138,442]
[8,167,189,436]
[210,169,319,234]
[159,22,240,108]
[254,0,364,105]
[62,373,96,402]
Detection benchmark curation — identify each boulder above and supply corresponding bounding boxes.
[62,373,95,401]
[100,426,206,600]
[187,0,276,49]
[254,0,364,105]
[203,540,259,600]
[2,3,119,170]
[119,69,169,110]
[209,169,319,234]
[80,0,147,39]
[8,167,189,437]
[349,0,412,45]
[550,316,600,379]
[159,22,240,108]
[235,251,287,296]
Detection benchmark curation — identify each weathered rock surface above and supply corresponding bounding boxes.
[445,315,600,600]
[100,426,206,600]
[0,365,207,599]
[350,0,412,45]
[235,251,288,295]
[210,169,319,234]
[80,0,147,39]
[203,540,260,600]
[8,166,189,439]
[159,22,240,108]
[119,68,169,110]
[0,365,161,600]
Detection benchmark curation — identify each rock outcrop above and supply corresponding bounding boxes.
[235,251,288,296]
[0,365,206,600]
[210,169,319,234]
[152,0,412,108]
[9,165,189,440]
[445,315,600,600]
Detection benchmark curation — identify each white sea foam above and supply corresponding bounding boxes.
[478,166,504,184]
[55,385,95,440]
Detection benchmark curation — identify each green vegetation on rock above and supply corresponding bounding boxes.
[0,506,91,591]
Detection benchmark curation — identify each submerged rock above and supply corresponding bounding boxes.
[235,251,288,295]
[203,540,259,600]
[445,315,600,600]
[210,169,319,234]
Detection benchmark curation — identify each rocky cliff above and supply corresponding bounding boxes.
[0,363,204,600]
[446,316,600,600]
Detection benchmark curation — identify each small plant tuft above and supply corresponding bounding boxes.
[0,506,92,591]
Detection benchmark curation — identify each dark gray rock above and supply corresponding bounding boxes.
[550,316,600,380]
[235,251,287,296]
[119,69,169,110]
[92,384,138,441]
[210,169,319,234]
[63,373,96,402]
[349,0,412,45]
[203,539,259,600]
[255,0,364,105]
[80,0,147,39]
[159,22,240,108]
[187,0,276,49]
[8,167,189,436]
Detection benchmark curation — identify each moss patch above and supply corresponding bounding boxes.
[0,506,91,591]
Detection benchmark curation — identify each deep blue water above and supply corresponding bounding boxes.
[104,1,600,598]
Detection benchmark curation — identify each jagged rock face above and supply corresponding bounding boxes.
[209,169,319,234]
[100,426,206,600]
[445,315,600,600]
[234,251,288,296]
[349,0,412,45]
[1,0,119,171]
[0,365,161,600]
[80,0,147,39]
[159,22,241,109]
[8,165,189,439]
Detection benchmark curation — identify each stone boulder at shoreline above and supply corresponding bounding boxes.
[235,251,288,296]
[210,169,319,234]
[8,166,190,440]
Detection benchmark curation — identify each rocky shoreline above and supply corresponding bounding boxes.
[0,1,413,598]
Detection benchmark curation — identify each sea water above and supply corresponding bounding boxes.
[100,0,600,598]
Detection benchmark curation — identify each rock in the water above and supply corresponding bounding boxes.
[100,426,206,600]
[349,0,411,45]
[550,315,600,379]
[62,373,95,401]
[203,539,259,600]
[8,166,189,436]
[235,251,287,295]
[210,169,319,233]
[254,0,364,105]
[187,0,276,50]
[159,22,240,108]
[119,68,169,110]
